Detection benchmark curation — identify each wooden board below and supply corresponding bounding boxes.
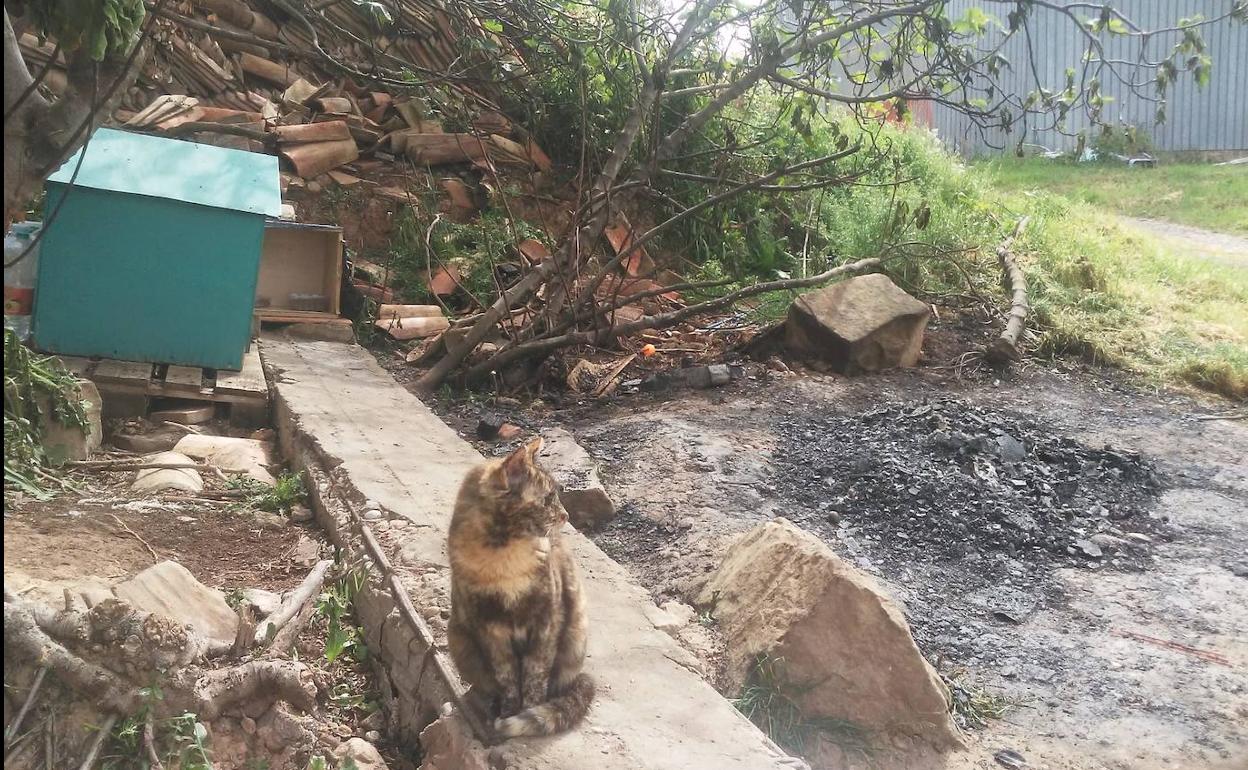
[256,224,343,316]
[216,346,268,395]
[83,347,267,406]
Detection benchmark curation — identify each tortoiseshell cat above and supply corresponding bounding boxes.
[447,437,595,738]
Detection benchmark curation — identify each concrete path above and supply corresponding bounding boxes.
[1119,216,1248,269]
[261,335,803,770]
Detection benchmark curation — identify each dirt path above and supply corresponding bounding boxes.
[1119,216,1248,268]
[564,367,1247,770]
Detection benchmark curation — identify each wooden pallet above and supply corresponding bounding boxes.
[57,346,269,407]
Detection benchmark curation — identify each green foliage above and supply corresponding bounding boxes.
[4,328,89,498]
[379,205,550,307]
[26,0,146,61]
[316,569,367,665]
[1090,124,1153,158]
[229,471,307,514]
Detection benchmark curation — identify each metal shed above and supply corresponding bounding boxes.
[32,128,281,370]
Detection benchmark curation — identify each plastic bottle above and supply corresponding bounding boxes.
[4,222,41,341]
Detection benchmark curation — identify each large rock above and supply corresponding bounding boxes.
[417,714,489,770]
[113,560,238,644]
[173,434,277,484]
[784,273,929,374]
[538,427,616,531]
[131,451,203,494]
[38,379,103,462]
[697,519,963,751]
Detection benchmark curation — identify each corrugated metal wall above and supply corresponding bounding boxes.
[924,1,1248,155]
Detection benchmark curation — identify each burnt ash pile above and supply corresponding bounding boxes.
[770,397,1166,570]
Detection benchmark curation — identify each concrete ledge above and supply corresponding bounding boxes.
[262,335,805,770]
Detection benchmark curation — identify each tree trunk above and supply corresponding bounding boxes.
[3,8,151,230]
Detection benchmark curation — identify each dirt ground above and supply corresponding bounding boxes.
[1119,216,1248,268]
[3,450,397,768]
[4,494,307,596]
[536,358,1248,770]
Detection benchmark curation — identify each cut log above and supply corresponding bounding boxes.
[313,96,353,114]
[376,304,445,320]
[280,139,360,178]
[238,53,299,86]
[403,134,490,165]
[985,216,1032,366]
[273,120,351,143]
[254,560,333,647]
[375,315,451,340]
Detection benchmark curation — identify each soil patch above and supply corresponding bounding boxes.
[5,496,306,593]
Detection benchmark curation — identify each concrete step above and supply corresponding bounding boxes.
[261,335,804,770]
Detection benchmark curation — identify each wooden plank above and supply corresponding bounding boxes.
[216,347,267,395]
[92,360,155,382]
[163,365,206,389]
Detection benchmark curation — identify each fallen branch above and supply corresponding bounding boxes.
[106,513,160,563]
[76,713,117,770]
[254,559,332,647]
[67,460,217,472]
[142,712,166,770]
[465,256,886,382]
[984,216,1031,366]
[3,665,47,751]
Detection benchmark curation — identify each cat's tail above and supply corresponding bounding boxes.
[494,674,595,738]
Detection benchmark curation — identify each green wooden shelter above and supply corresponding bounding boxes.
[32,128,281,370]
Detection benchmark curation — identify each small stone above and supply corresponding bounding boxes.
[333,737,388,770]
[995,434,1026,462]
[1089,533,1126,553]
[241,716,257,734]
[364,730,381,743]
[994,749,1027,769]
[1227,561,1248,578]
[292,534,321,567]
[241,588,282,617]
[1073,538,1103,559]
[150,403,215,425]
[477,412,505,440]
[288,505,314,523]
[363,509,383,521]
[389,519,409,529]
[253,512,286,530]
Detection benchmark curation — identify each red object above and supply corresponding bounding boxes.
[428,265,462,297]
[3,286,34,315]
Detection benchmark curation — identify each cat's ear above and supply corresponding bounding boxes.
[495,442,535,491]
[522,436,544,460]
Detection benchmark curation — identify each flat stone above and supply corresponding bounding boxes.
[111,427,184,454]
[150,403,216,425]
[784,273,929,374]
[698,518,964,751]
[334,737,389,770]
[242,588,282,617]
[131,451,203,494]
[173,434,276,484]
[538,427,616,531]
[1073,538,1104,559]
[113,560,238,643]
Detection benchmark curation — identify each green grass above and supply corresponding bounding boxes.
[997,188,1248,399]
[980,159,1248,235]
[733,655,868,755]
